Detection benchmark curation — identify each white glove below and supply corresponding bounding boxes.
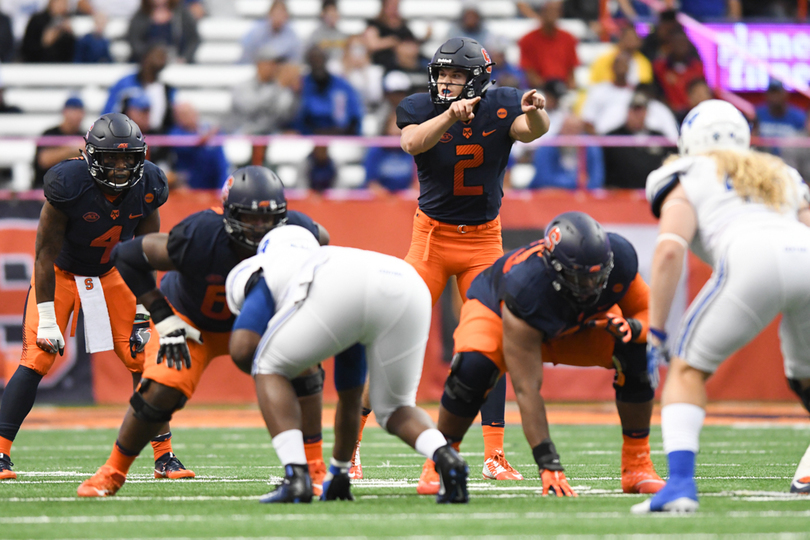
[155,315,203,370]
[36,301,65,356]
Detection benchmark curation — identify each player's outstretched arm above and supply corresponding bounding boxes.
[33,201,68,355]
[400,97,481,155]
[509,90,550,143]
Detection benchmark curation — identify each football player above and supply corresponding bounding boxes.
[76,166,330,497]
[226,225,469,504]
[0,113,191,481]
[633,100,810,513]
[351,36,551,490]
[434,212,664,497]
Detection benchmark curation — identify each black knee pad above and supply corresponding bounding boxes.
[441,352,500,418]
[130,379,186,424]
[292,365,325,397]
[788,379,810,414]
[613,341,654,403]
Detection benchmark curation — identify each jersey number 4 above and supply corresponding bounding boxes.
[454,144,484,196]
[90,226,122,264]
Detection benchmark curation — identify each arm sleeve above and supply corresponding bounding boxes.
[232,278,275,335]
[618,273,650,343]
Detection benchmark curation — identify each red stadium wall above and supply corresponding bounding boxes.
[1,190,795,404]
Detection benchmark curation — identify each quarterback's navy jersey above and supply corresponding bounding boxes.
[160,209,319,333]
[396,87,523,225]
[44,158,168,277]
[467,233,639,340]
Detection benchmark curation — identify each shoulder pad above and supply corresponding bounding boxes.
[43,159,91,207]
[225,256,263,316]
[645,156,697,218]
[142,161,169,206]
[488,86,521,106]
[396,93,434,128]
[607,233,639,277]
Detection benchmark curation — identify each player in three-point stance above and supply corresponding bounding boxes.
[76,166,330,497]
[633,100,810,514]
[0,113,192,481]
[225,225,469,504]
[434,211,664,497]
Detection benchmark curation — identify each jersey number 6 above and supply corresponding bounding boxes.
[454,144,484,196]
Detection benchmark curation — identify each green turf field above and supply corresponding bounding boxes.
[1,422,808,539]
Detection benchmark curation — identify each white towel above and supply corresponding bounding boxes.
[74,276,115,353]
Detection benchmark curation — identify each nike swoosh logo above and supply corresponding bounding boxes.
[792,479,810,490]
[129,213,143,219]
[483,129,497,136]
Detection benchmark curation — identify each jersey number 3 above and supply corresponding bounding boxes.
[454,144,484,196]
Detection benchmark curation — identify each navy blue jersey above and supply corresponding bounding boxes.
[160,209,319,333]
[396,87,523,225]
[44,158,168,276]
[467,233,640,340]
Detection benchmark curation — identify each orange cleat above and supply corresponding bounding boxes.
[416,458,440,495]
[482,449,524,480]
[154,452,195,479]
[0,453,16,480]
[77,465,126,497]
[309,458,326,497]
[349,444,363,480]
[621,444,665,494]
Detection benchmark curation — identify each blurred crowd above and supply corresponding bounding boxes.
[1,0,808,191]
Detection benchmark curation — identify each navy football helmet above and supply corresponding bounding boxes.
[428,37,495,105]
[221,166,288,250]
[543,212,614,307]
[83,113,147,191]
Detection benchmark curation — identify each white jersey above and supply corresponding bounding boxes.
[646,155,810,266]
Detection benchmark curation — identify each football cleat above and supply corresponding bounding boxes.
[0,453,16,480]
[77,465,126,497]
[259,464,313,503]
[320,465,354,501]
[309,459,326,497]
[790,476,810,494]
[154,452,195,479]
[630,478,699,514]
[482,449,524,480]
[433,444,469,504]
[416,458,440,495]
[621,445,665,494]
[349,443,363,480]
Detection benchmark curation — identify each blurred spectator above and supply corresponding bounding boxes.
[686,77,713,112]
[614,0,654,21]
[168,102,229,189]
[339,34,384,111]
[74,12,112,62]
[226,45,297,135]
[653,29,704,118]
[123,92,173,172]
[633,83,680,140]
[530,116,604,190]
[297,146,337,192]
[640,9,681,62]
[447,4,489,47]
[0,10,13,62]
[603,92,673,189]
[371,70,411,135]
[518,0,578,88]
[488,36,526,90]
[240,0,301,64]
[581,52,633,134]
[363,112,415,193]
[756,79,806,157]
[294,46,364,135]
[126,0,200,63]
[590,25,652,86]
[33,96,85,188]
[21,0,76,63]
[562,0,601,40]
[678,0,741,21]
[307,0,347,65]
[0,80,23,113]
[388,35,428,93]
[542,79,570,137]
[363,0,417,71]
[103,44,176,132]
[186,0,205,19]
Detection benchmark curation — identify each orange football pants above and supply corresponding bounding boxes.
[21,266,154,375]
[453,299,621,376]
[404,210,503,305]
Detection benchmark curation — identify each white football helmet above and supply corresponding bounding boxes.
[678,99,751,156]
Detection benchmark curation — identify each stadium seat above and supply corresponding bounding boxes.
[194,42,243,64]
[327,142,366,164]
[266,139,315,165]
[576,43,614,67]
[335,164,366,188]
[222,137,253,166]
[0,114,63,136]
[197,18,254,41]
[276,164,300,187]
[509,163,536,190]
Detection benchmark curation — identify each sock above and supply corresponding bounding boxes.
[0,365,43,445]
[357,408,371,444]
[415,428,447,460]
[482,425,505,457]
[794,444,810,482]
[106,441,139,475]
[323,457,351,484]
[0,436,11,457]
[661,403,705,482]
[304,433,323,464]
[273,429,306,466]
[150,431,172,461]
[479,376,506,428]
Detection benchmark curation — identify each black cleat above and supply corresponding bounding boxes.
[321,464,354,501]
[154,452,195,479]
[434,444,469,503]
[260,464,313,503]
[0,453,16,480]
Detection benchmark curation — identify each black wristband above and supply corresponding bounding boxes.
[627,318,643,341]
[147,296,174,324]
[532,438,564,471]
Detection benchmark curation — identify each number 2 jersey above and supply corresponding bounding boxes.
[44,158,169,276]
[466,232,648,340]
[159,209,319,332]
[396,87,523,225]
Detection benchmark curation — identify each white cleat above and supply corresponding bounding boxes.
[631,497,699,514]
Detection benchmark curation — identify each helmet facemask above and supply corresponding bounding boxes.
[84,145,147,192]
[547,251,614,307]
[428,64,494,106]
[224,205,288,250]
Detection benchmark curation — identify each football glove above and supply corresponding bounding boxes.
[646,328,669,390]
[36,301,64,356]
[155,315,203,371]
[129,305,151,359]
[540,469,577,497]
[586,313,642,343]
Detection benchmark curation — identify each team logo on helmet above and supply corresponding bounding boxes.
[110,209,120,220]
[221,175,235,202]
[481,48,492,73]
[463,127,472,139]
[546,226,562,251]
[117,143,129,149]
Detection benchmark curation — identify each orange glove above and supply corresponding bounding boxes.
[586,313,641,343]
[540,469,577,497]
